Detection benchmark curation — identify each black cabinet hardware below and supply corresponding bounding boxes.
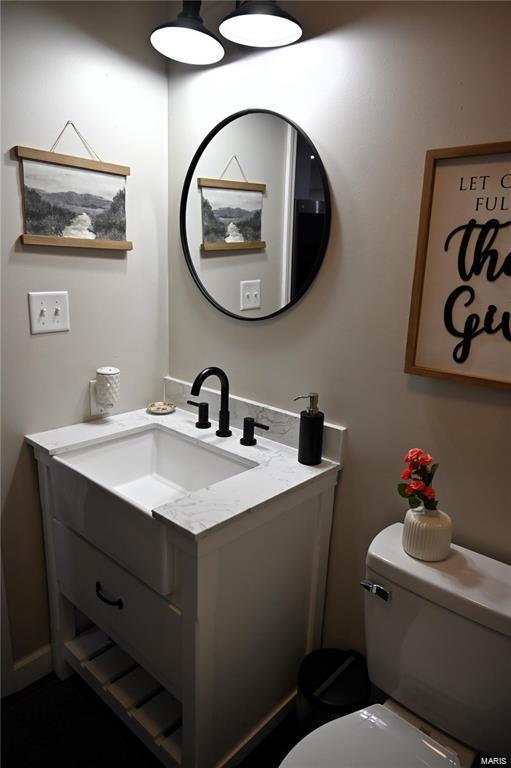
[96,581,124,610]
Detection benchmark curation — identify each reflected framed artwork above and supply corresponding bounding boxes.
[15,146,132,250]
[198,177,266,252]
[405,141,511,390]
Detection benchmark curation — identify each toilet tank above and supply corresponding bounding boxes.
[364,524,511,754]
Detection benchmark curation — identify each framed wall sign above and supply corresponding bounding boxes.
[405,141,511,390]
[15,146,132,250]
[198,177,266,252]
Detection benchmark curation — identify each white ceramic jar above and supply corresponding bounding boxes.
[402,506,452,561]
[95,366,120,407]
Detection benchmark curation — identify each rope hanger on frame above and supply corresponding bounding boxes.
[219,154,248,182]
[49,121,102,161]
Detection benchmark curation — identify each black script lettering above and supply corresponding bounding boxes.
[482,305,511,340]
[501,173,511,189]
[444,286,481,363]
[444,286,511,364]
[445,219,511,282]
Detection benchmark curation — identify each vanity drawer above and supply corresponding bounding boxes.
[52,520,182,696]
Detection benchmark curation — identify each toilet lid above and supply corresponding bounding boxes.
[279,705,460,768]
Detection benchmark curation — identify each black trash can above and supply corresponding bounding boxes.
[296,648,370,735]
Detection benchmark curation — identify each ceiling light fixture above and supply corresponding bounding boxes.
[219,1,302,48]
[150,1,224,65]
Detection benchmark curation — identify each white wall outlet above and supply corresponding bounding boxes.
[240,280,261,311]
[28,291,70,334]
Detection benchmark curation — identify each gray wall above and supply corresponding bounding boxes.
[168,2,511,651]
[1,1,170,661]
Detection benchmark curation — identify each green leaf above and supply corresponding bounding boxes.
[408,494,422,509]
[397,483,409,498]
[429,463,439,480]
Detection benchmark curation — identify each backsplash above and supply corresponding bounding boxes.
[164,376,346,463]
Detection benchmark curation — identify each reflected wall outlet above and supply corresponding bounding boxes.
[28,291,70,334]
[240,280,261,311]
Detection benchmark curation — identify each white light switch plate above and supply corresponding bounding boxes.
[28,291,70,334]
[240,279,261,311]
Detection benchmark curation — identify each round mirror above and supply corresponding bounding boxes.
[180,109,330,321]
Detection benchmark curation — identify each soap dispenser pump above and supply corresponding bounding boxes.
[294,392,324,466]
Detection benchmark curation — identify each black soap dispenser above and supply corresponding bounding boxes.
[294,393,324,466]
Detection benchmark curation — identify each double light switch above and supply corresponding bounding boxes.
[28,291,70,334]
[240,280,261,311]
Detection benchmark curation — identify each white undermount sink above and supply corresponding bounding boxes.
[50,425,257,594]
[57,425,256,511]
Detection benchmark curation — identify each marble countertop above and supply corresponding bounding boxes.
[26,408,341,539]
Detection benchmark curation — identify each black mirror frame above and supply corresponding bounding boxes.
[179,108,331,322]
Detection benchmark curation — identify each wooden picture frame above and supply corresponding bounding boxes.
[404,141,511,390]
[15,146,133,250]
[198,177,266,252]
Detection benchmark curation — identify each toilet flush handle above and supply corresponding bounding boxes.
[360,579,391,602]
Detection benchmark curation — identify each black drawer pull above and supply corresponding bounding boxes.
[96,581,123,610]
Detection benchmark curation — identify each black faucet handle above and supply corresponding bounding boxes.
[187,400,211,429]
[240,417,269,446]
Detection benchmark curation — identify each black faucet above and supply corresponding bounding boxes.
[190,367,232,437]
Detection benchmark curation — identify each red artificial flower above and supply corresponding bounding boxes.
[407,480,426,493]
[398,448,440,507]
[404,448,423,463]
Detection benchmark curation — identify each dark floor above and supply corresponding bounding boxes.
[1,673,300,768]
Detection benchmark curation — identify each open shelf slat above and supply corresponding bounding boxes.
[157,727,183,764]
[65,627,112,661]
[105,665,163,709]
[64,629,182,767]
[82,644,136,685]
[131,689,182,739]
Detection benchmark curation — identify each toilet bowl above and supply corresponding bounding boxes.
[280,523,511,766]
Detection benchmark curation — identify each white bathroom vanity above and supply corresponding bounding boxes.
[27,406,343,768]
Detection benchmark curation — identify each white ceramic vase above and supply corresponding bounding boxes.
[402,506,452,561]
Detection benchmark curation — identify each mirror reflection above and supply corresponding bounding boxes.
[181,110,330,320]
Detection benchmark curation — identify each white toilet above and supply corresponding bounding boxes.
[281,523,511,767]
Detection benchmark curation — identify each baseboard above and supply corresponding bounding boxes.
[12,643,52,692]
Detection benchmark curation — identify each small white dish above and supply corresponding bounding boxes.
[146,400,176,415]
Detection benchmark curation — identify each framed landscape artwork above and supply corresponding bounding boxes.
[15,146,132,250]
[198,177,266,252]
[405,141,511,390]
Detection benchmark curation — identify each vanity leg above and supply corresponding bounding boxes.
[180,546,219,768]
[36,460,75,679]
[305,487,335,651]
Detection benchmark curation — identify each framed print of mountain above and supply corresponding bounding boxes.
[198,177,266,252]
[15,146,132,250]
